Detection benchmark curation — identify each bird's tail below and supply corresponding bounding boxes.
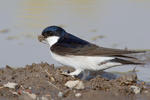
[110,58,145,65]
[117,50,150,65]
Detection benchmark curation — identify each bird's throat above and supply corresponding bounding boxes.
[46,36,59,47]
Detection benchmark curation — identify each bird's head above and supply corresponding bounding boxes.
[38,26,66,46]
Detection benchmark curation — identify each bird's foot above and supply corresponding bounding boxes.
[61,69,82,78]
[61,71,73,77]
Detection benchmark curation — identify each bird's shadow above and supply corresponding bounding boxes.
[77,70,119,80]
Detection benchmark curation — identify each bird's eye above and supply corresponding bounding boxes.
[48,31,54,36]
[42,32,49,38]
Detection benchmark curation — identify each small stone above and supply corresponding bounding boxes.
[144,90,149,93]
[65,80,84,89]
[75,93,82,97]
[27,93,36,99]
[50,77,55,82]
[58,92,63,97]
[130,85,141,94]
[3,82,18,89]
[21,91,36,100]
[41,96,48,100]
[10,91,18,95]
[28,87,32,89]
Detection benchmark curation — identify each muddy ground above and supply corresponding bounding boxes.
[0,63,150,100]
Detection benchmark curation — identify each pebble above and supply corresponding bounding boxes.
[50,77,55,82]
[65,80,85,89]
[41,96,49,100]
[144,90,149,93]
[75,93,82,97]
[26,92,36,99]
[21,91,36,100]
[28,87,32,89]
[130,85,141,94]
[3,82,18,89]
[58,92,63,97]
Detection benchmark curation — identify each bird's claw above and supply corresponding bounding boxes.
[61,71,75,78]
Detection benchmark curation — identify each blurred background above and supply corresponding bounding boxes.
[0,0,150,81]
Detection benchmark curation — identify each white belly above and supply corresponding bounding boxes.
[50,52,122,70]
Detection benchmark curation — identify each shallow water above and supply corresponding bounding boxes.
[0,0,150,81]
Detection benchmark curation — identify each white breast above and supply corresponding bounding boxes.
[46,36,60,47]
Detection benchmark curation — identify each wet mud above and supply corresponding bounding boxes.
[0,63,150,100]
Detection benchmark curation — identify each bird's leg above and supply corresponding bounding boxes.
[81,70,90,80]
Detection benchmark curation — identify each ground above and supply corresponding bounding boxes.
[0,62,150,100]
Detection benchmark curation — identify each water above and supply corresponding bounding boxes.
[0,0,150,81]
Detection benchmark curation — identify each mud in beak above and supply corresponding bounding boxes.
[38,35,45,42]
[38,35,48,45]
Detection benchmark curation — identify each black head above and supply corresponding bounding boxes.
[41,26,66,38]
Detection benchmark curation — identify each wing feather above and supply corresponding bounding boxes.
[51,33,145,57]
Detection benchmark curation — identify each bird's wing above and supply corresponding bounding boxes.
[51,33,145,65]
[73,44,145,56]
[51,32,145,57]
[51,43,145,64]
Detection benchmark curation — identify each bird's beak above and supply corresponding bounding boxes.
[38,35,45,42]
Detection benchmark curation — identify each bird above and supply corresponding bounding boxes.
[38,26,145,76]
